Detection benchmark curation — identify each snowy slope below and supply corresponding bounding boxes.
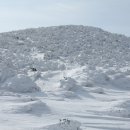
[0,25,130,68]
[0,25,130,130]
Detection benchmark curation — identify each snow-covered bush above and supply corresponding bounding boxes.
[42,119,82,130]
[1,74,41,93]
[1,25,130,69]
[60,77,79,91]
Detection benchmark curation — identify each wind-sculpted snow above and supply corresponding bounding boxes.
[60,77,79,91]
[39,119,82,130]
[1,74,41,93]
[101,100,130,118]
[0,25,130,130]
[4,100,50,115]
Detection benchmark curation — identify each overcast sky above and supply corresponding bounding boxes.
[0,0,129,36]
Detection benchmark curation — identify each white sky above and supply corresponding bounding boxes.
[0,0,129,36]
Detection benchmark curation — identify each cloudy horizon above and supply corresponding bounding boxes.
[0,0,129,36]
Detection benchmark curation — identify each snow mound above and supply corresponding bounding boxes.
[1,74,41,93]
[89,69,130,90]
[81,81,94,87]
[92,72,110,85]
[56,91,79,99]
[60,77,79,91]
[62,91,79,98]
[0,67,15,83]
[91,87,105,94]
[6,100,50,115]
[41,119,82,130]
[108,100,130,118]
[110,74,130,90]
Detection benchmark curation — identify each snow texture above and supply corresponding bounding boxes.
[0,25,130,130]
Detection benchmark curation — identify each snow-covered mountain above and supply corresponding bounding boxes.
[0,25,130,68]
[0,25,130,130]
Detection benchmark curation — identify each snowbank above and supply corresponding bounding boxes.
[108,100,130,118]
[1,74,41,93]
[11,100,50,115]
[4,100,50,115]
[60,77,79,91]
[41,119,82,130]
[110,74,130,90]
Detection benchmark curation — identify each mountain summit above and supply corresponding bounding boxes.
[0,25,130,69]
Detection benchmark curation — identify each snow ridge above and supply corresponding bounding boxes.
[0,25,130,69]
[0,25,130,130]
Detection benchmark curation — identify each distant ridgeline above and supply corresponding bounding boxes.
[0,25,130,68]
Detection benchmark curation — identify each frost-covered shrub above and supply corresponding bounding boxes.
[42,119,82,130]
[60,77,78,91]
[110,74,130,90]
[1,74,41,93]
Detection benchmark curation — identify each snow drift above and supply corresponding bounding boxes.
[60,77,79,91]
[0,25,130,130]
[7,100,50,115]
[1,74,41,93]
[40,119,82,130]
[108,100,130,118]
